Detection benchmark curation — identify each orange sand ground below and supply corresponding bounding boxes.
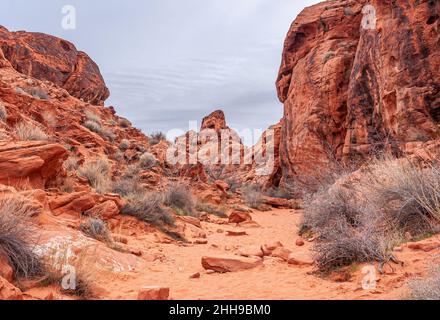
[70,209,437,300]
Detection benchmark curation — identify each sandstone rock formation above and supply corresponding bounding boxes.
[0,141,67,188]
[0,276,22,300]
[137,286,170,300]
[0,26,109,105]
[201,255,263,273]
[276,0,440,185]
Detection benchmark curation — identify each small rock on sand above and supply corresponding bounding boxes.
[202,255,263,273]
[138,286,170,300]
[226,230,248,237]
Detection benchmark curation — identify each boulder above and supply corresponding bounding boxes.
[270,247,292,261]
[287,252,314,266]
[50,193,97,216]
[137,286,170,300]
[201,255,263,273]
[0,276,22,300]
[0,141,67,189]
[0,26,109,105]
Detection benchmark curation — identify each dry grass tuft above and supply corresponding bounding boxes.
[77,158,111,193]
[243,184,263,209]
[111,166,144,199]
[15,86,50,100]
[0,196,45,279]
[63,156,80,172]
[14,122,48,141]
[118,118,131,128]
[409,262,440,300]
[139,152,157,170]
[302,155,440,272]
[119,139,130,151]
[164,184,196,217]
[80,218,112,244]
[149,132,167,146]
[122,193,175,227]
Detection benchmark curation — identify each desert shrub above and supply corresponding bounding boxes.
[16,87,49,100]
[303,155,440,272]
[83,111,114,141]
[80,218,112,243]
[119,139,130,151]
[100,127,116,142]
[139,152,157,170]
[303,183,392,271]
[0,104,7,122]
[243,184,263,209]
[0,196,45,279]
[83,120,102,133]
[409,263,440,300]
[84,110,101,125]
[205,166,227,182]
[149,131,167,146]
[58,176,76,193]
[112,150,124,162]
[302,185,361,233]
[63,156,80,172]
[265,187,291,199]
[14,122,48,141]
[164,184,196,217]
[360,157,440,235]
[78,158,111,193]
[118,118,131,128]
[226,177,241,193]
[196,202,227,218]
[122,193,174,226]
[111,170,144,199]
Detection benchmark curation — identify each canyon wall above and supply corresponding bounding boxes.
[276,0,440,186]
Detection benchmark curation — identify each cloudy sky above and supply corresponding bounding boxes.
[1,0,319,140]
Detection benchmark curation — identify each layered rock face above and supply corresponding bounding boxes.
[276,0,440,185]
[0,26,109,105]
[0,141,67,189]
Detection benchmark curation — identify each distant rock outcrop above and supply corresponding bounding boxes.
[276,0,440,185]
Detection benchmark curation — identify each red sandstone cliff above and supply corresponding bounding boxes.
[276,0,440,186]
